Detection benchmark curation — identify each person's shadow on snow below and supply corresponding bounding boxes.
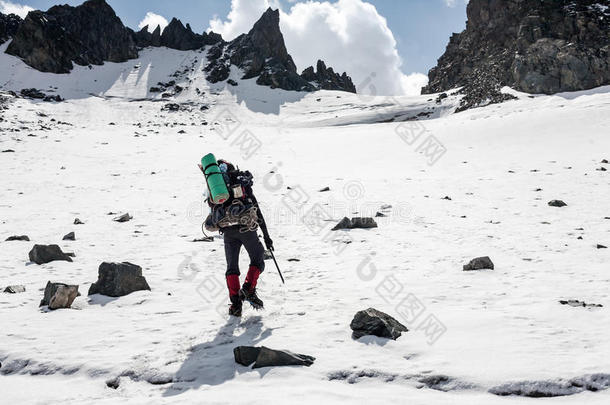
[163,315,275,396]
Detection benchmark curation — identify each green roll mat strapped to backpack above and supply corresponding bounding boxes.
[201,153,230,204]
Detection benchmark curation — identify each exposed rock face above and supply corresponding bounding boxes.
[159,18,220,50]
[40,281,79,309]
[88,262,151,297]
[301,60,357,93]
[423,0,610,110]
[0,13,22,45]
[206,8,356,93]
[350,308,408,340]
[6,0,138,73]
[206,8,310,91]
[133,26,152,48]
[234,346,315,368]
[150,25,162,47]
[3,2,355,93]
[29,244,73,265]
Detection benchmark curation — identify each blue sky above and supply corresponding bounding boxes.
[9,0,467,75]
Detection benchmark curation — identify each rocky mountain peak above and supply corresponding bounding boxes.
[161,17,204,50]
[423,0,609,111]
[205,8,355,92]
[226,7,296,80]
[2,1,355,93]
[0,13,22,45]
[247,8,292,65]
[6,0,137,73]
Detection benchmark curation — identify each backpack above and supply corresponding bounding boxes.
[206,168,259,231]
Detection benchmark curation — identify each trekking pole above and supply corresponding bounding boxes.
[269,249,285,284]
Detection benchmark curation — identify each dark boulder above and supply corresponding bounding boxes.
[62,232,75,241]
[88,262,151,297]
[20,88,63,102]
[463,256,494,271]
[423,0,610,111]
[548,200,568,207]
[559,299,603,308]
[5,235,29,241]
[74,218,84,225]
[350,308,408,340]
[40,281,79,309]
[28,244,73,265]
[332,217,352,230]
[163,103,180,112]
[234,346,315,369]
[4,285,25,294]
[0,13,22,45]
[113,213,133,223]
[332,217,378,231]
[43,94,63,102]
[20,88,45,99]
[6,0,138,73]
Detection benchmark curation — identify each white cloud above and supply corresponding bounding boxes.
[444,0,468,7]
[209,0,280,40]
[208,0,426,96]
[401,73,429,96]
[0,0,34,18]
[138,12,169,33]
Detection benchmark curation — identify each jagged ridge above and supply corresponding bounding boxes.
[205,8,356,92]
[134,18,222,51]
[2,1,356,93]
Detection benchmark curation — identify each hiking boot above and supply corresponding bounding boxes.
[239,282,264,310]
[229,295,242,317]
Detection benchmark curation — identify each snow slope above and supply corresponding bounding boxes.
[1,47,610,404]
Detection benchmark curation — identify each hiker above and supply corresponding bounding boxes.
[200,158,273,317]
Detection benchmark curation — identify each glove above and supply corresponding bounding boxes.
[204,214,219,233]
[264,236,274,251]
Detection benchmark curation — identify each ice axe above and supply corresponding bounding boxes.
[260,225,284,284]
[268,248,285,284]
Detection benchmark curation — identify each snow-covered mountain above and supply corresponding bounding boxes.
[1,0,355,93]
